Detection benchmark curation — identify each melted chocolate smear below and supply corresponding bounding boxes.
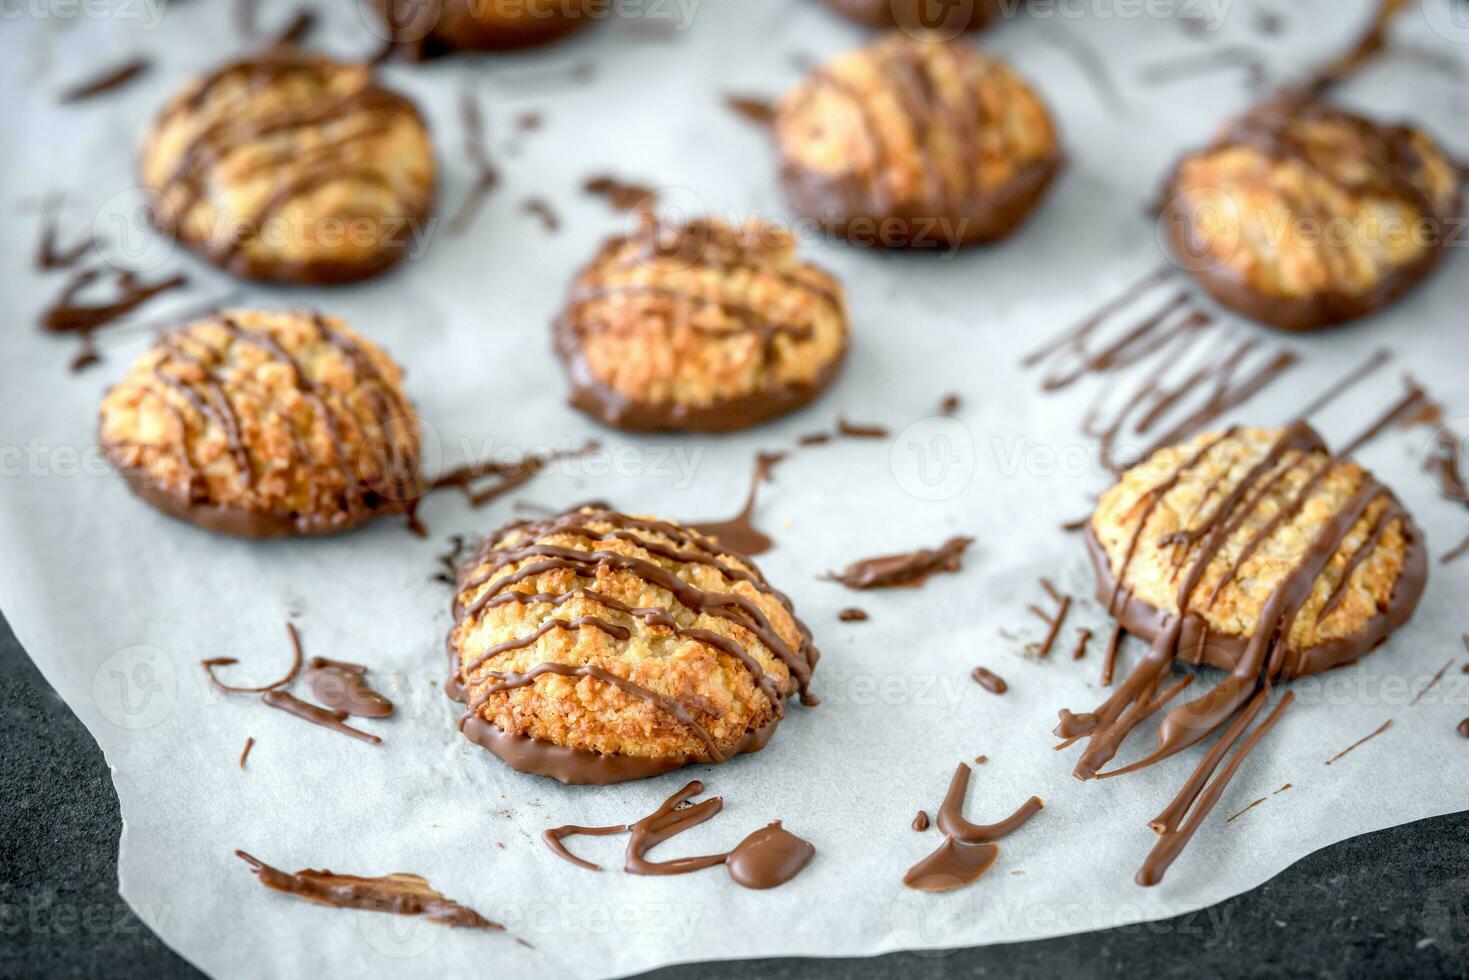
[903,763,1042,893]
[1324,719,1393,765]
[433,534,468,585]
[688,451,785,556]
[305,657,394,718]
[447,90,500,236]
[1225,796,1266,823]
[1423,428,1469,564]
[413,442,600,535]
[825,536,973,590]
[523,197,560,232]
[1071,628,1093,661]
[912,810,930,832]
[725,94,777,126]
[1299,0,1410,97]
[542,823,628,871]
[970,667,1007,695]
[1339,376,1438,457]
[202,622,305,694]
[238,736,255,770]
[262,689,382,745]
[59,57,152,104]
[35,201,96,270]
[235,851,504,930]
[836,417,890,439]
[40,268,189,372]
[838,607,869,622]
[541,782,815,889]
[726,822,815,890]
[583,175,658,212]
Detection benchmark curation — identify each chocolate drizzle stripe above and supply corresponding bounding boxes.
[542,823,628,871]
[1409,659,1453,706]
[903,762,1043,892]
[262,689,382,745]
[1291,349,1392,422]
[201,622,304,694]
[625,781,729,875]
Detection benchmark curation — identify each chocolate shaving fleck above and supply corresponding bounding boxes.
[238,736,255,770]
[59,57,152,104]
[583,175,658,212]
[970,667,1007,695]
[724,94,777,126]
[1324,719,1392,766]
[838,607,869,622]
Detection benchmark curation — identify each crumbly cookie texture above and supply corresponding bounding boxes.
[1091,427,1419,656]
[821,0,1002,31]
[776,32,1060,245]
[555,216,849,432]
[374,0,591,55]
[450,508,817,763]
[99,309,420,537]
[1165,99,1461,327]
[139,48,435,284]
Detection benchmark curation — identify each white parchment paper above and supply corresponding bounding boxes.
[3,1,1468,976]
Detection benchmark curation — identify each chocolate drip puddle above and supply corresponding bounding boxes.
[825,536,973,590]
[902,762,1042,893]
[236,851,504,931]
[688,452,786,556]
[541,780,814,890]
[305,657,394,718]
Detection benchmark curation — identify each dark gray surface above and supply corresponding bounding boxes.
[2,609,1465,979]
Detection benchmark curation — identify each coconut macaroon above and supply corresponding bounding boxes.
[373,0,592,57]
[99,309,421,538]
[821,0,1004,33]
[139,48,436,285]
[1160,99,1462,332]
[1087,424,1427,680]
[554,216,849,433]
[775,32,1061,249]
[448,507,820,784]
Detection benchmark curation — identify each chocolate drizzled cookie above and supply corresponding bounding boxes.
[448,506,820,784]
[98,309,420,537]
[139,48,436,284]
[1160,98,1462,332]
[555,216,849,432]
[820,0,1004,32]
[776,32,1061,249]
[372,0,592,57]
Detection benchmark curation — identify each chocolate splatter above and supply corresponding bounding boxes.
[238,736,255,770]
[540,781,815,890]
[725,94,777,126]
[1225,796,1266,823]
[584,175,658,212]
[202,622,305,694]
[824,536,973,590]
[902,762,1042,893]
[261,690,382,745]
[447,89,500,236]
[59,57,152,104]
[938,393,961,416]
[970,667,1007,695]
[912,810,930,832]
[1028,579,1071,658]
[836,417,890,439]
[689,451,786,556]
[1324,719,1392,766]
[40,268,189,371]
[235,851,504,930]
[305,657,394,718]
[522,197,560,232]
[1070,628,1093,661]
[838,607,869,622]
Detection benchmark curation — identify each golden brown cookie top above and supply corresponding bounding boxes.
[1166,99,1461,304]
[555,216,849,432]
[140,48,436,284]
[99,309,420,537]
[1089,426,1426,674]
[449,507,819,779]
[776,33,1058,211]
